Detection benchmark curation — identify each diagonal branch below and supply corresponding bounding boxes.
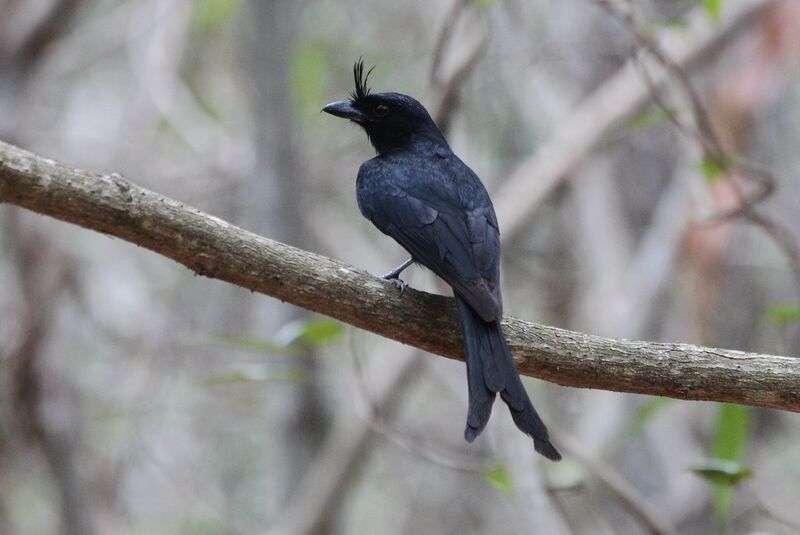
[493,0,770,240]
[1,139,798,411]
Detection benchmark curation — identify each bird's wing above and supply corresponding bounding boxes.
[358,155,502,322]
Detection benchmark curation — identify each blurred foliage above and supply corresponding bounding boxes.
[483,463,513,494]
[191,0,244,34]
[624,107,673,133]
[692,403,751,530]
[290,41,328,118]
[712,404,750,469]
[472,0,503,7]
[764,305,800,325]
[690,459,753,486]
[196,318,343,386]
[191,318,344,354]
[698,155,731,183]
[275,317,344,347]
[604,106,674,145]
[702,0,723,21]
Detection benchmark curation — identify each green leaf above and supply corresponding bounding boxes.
[624,107,673,132]
[188,319,343,356]
[625,397,672,439]
[702,0,723,21]
[764,305,800,325]
[698,155,729,183]
[690,459,753,486]
[707,403,751,529]
[290,41,327,117]
[483,463,513,493]
[300,319,344,345]
[472,0,501,6]
[274,318,344,347]
[603,107,674,146]
[191,0,243,34]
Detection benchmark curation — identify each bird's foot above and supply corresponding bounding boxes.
[383,273,407,294]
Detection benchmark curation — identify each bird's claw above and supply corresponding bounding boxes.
[383,274,406,294]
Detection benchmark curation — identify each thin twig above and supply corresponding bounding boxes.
[756,500,800,532]
[597,0,800,308]
[429,0,489,132]
[554,432,680,535]
[264,350,422,535]
[429,0,470,87]
[492,0,769,241]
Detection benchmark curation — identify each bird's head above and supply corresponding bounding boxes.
[322,59,446,155]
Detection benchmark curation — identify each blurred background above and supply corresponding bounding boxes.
[1,0,799,534]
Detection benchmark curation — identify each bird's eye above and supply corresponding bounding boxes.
[375,104,389,117]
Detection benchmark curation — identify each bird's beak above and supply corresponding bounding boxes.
[322,100,366,122]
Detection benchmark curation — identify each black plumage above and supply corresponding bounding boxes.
[323,60,560,461]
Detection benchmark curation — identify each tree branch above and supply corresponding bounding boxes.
[1,140,798,411]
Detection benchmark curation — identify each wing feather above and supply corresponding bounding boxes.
[357,156,502,321]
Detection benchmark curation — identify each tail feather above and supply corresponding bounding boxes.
[455,294,561,461]
[456,295,496,440]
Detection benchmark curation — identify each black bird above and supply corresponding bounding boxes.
[323,61,560,461]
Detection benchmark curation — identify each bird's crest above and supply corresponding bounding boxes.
[350,58,375,102]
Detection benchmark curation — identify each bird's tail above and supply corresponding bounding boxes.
[454,294,561,461]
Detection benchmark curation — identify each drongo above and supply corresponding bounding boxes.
[323,61,560,461]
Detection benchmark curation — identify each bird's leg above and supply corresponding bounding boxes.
[382,257,413,293]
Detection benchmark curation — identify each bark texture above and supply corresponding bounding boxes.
[1,140,798,411]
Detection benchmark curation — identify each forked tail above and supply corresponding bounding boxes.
[454,294,561,461]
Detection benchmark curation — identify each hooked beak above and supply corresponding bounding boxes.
[322,100,367,122]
